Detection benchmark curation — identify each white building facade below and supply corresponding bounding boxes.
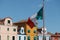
[38,34,51,40]
[18,27,26,40]
[38,27,51,40]
[0,17,18,40]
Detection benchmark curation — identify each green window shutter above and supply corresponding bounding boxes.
[28,36,30,40]
[28,30,30,33]
[19,36,21,40]
[24,36,26,40]
[34,36,37,40]
[34,30,36,33]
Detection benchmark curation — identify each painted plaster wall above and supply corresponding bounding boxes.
[26,24,37,40]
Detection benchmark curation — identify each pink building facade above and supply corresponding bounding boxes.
[0,17,17,40]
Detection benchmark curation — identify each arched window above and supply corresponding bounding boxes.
[20,27,25,34]
[22,29,23,32]
[27,36,30,40]
[8,20,10,24]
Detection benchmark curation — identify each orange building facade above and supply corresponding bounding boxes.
[14,19,38,40]
[26,24,37,40]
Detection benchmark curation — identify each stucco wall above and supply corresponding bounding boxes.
[26,24,37,40]
[0,25,17,40]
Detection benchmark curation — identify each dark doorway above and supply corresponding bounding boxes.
[12,36,15,40]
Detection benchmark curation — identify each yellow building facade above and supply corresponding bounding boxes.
[13,19,38,40]
[26,24,37,40]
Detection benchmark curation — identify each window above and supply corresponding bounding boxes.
[8,20,10,24]
[7,28,9,31]
[12,36,15,40]
[46,37,50,40]
[34,30,36,33]
[27,36,30,40]
[24,36,26,40]
[28,30,30,33]
[20,27,25,34]
[37,36,39,40]
[19,36,21,40]
[22,29,23,32]
[49,37,51,40]
[7,36,9,40]
[34,36,37,40]
[42,36,46,40]
[13,28,16,32]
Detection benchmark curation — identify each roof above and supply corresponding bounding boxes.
[14,18,36,29]
[3,17,12,20]
[13,20,27,26]
[0,19,4,25]
[47,32,53,35]
[51,32,60,37]
[0,17,12,25]
[13,20,27,35]
[26,18,35,29]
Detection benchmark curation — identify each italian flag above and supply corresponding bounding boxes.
[30,7,43,20]
[30,7,43,25]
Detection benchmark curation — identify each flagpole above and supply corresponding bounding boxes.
[42,0,45,40]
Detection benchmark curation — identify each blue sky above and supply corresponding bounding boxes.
[0,0,60,33]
